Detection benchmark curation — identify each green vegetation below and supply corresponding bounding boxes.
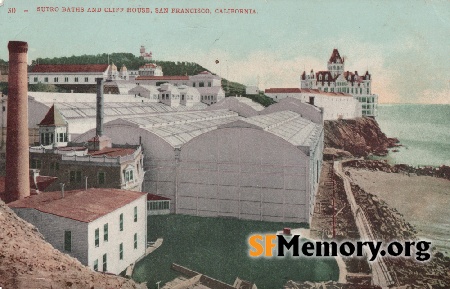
[132,215,338,289]
[29,83,68,93]
[32,54,275,107]
[222,78,275,107]
[34,53,207,75]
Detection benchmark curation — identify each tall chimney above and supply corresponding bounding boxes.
[5,41,30,203]
[96,77,104,137]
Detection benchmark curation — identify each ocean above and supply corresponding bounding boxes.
[376,104,450,167]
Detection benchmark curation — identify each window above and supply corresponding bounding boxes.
[74,77,79,82]
[54,77,58,83]
[84,77,89,82]
[44,77,48,82]
[64,77,69,82]
[192,82,196,87]
[208,82,212,87]
[34,77,38,82]
[134,233,137,249]
[119,243,123,260]
[119,213,123,231]
[199,82,204,87]
[95,228,99,247]
[70,171,82,183]
[102,254,107,272]
[64,231,72,252]
[103,223,108,242]
[50,162,59,171]
[98,172,106,185]
[31,159,41,169]
[134,206,137,222]
[93,259,98,271]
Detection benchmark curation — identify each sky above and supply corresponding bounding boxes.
[0,0,449,104]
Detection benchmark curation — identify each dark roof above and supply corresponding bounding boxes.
[329,48,344,64]
[265,88,301,93]
[0,174,58,202]
[39,105,68,126]
[135,75,189,81]
[88,147,137,157]
[8,188,146,223]
[31,64,109,73]
[147,194,171,201]
[265,88,352,97]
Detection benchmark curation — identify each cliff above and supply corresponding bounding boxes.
[0,200,146,289]
[324,117,399,157]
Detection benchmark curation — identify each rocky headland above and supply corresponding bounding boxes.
[324,117,399,158]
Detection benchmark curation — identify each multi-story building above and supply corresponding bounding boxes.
[140,45,152,61]
[138,63,163,77]
[300,49,378,116]
[29,105,145,192]
[9,188,147,275]
[28,64,110,85]
[264,88,362,120]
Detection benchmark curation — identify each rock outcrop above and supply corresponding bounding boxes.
[324,117,399,157]
[0,199,146,289]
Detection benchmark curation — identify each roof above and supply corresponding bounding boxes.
[87,147,137,157]
[265,88,352,97]
[8,188,146,223]
[135,75,189,81]
[101,109,322,149]
[265,88,301,94]
[0,174,58,202]
[104,110,241,148]
[39,104,68,126]
[329,48,344,64]
[30,64,109,73]
[147,194,171,201]
[242,110,323,147]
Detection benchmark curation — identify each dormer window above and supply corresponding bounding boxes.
[325,74,328,80]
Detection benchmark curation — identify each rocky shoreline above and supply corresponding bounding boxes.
[324,117,400,158]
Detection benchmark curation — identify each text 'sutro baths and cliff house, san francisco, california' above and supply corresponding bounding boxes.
[0,1,449,289]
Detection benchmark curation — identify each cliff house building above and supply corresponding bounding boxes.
[300,49,378,116]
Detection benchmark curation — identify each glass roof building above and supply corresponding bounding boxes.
[74,107,324,224]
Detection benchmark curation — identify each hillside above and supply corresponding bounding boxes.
[0,199,145,289]
[34,53,208,75]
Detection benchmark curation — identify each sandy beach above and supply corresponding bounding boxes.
[345,168,450,255]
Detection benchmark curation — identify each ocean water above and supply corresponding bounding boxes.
[376,104,450,167]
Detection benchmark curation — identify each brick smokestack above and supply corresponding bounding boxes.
[5,41,30,203]
[96,77,104,137]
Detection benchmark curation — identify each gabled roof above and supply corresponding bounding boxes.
[30,64,109,73]
[329,49,344,64]
[8,188,146,223]
[39,105,68,126]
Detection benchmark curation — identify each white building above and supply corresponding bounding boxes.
[74,109,324,224]
[9,188,147,275]
[138,63,163,76]
[300,49,378,116]
[22,92,207,137]
[140,45,152,61]
[264,88,362,120]
[28,64,110,85]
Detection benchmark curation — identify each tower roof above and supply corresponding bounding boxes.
[39,105,68,126]
[329,49,344,64]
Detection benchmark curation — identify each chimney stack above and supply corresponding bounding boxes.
[96,77,104,137]
[5,41,30,203]
[88,77,111,151]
